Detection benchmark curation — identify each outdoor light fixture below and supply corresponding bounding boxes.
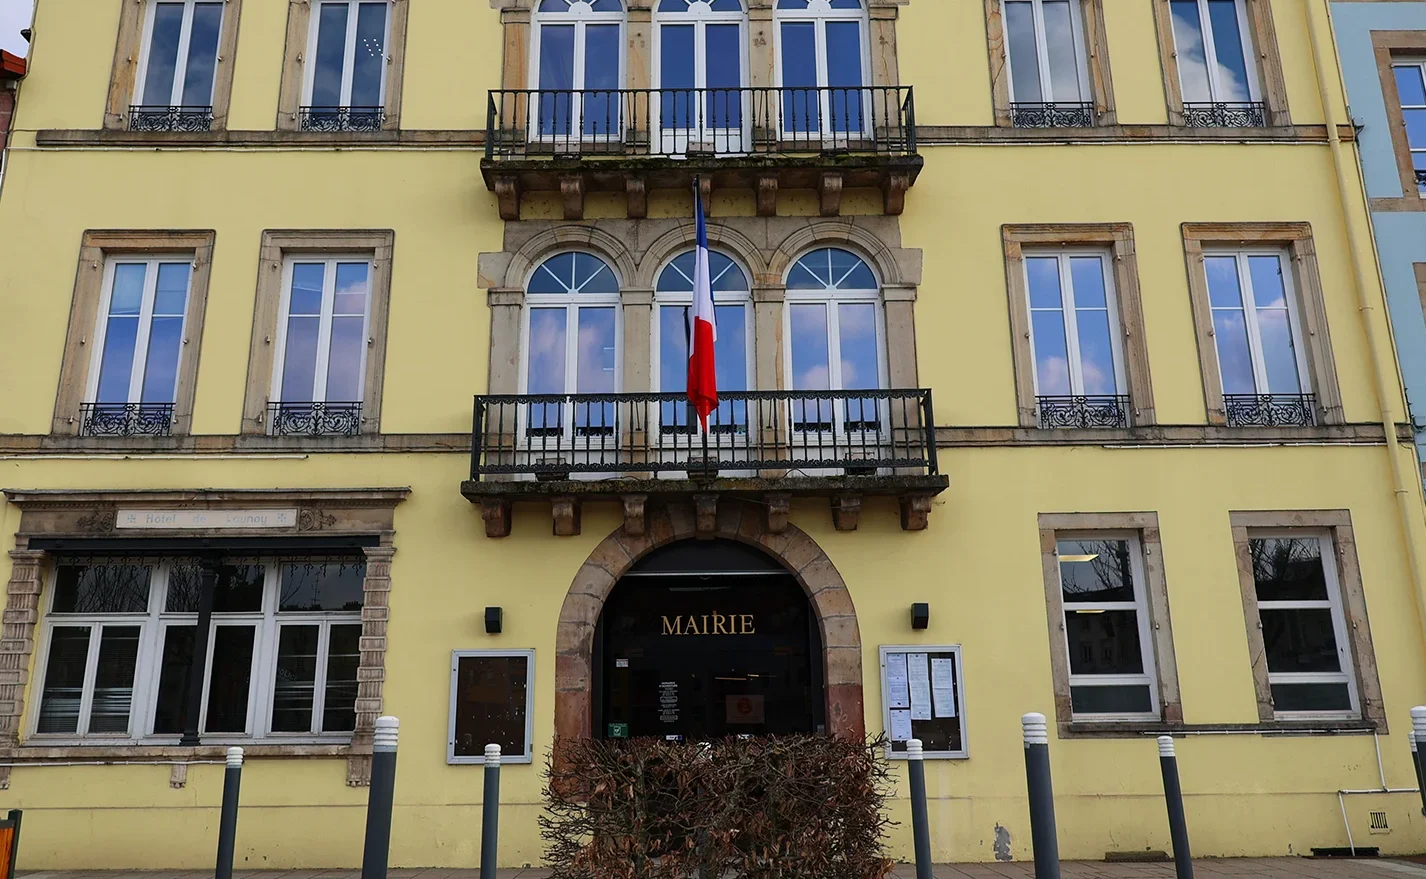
[485,606,503,634]
[911,602,930,630]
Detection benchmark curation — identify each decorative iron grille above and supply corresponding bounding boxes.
[299,106,385,132]
[128,105,214,132]
[1415,169,1426,191]
[1223,393,1317,427]
[1182,101,1266,127]
[267,402,364,437]
[469,389,938,479]
[485,86,916,159]
[1035,395,1131,429]
[79,402,176,437]
[1009,102,1095,128]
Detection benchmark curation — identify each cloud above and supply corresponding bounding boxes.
[0,1,32,58]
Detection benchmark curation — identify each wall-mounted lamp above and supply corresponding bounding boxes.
[485,606,503,635]
[910,602,930,630]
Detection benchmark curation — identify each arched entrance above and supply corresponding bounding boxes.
[553,500,864,745]
[595,540,825,740]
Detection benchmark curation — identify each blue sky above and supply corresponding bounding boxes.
[0,0,32,57]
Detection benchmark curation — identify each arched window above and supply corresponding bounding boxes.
[654,249,753,432]
[774,0,868,136]
[524,252,621,437]
[784,247,885,433]
[532,0,624,139]
[654,0,748,153]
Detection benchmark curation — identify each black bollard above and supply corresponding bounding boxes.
[481,744,501,879]
[1414,708,1426,820]
[906,738,933,879]
[1412,727,1425,817]
[215,747,243,879]
[1022,713,1061,879]
[362,716,400,879]
[1157,737,1193,879]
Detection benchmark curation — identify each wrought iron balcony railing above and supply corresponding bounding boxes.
[1010,102,1096,128]
[1182,101,1266,127]
[485,86,916,160]
[267,402,364,437]
[469,389,937,480]
[1036,395,1130,429]
[1223,393,1317,427]
[128,105,214,132]
[79,402,175,437]
[299,106,385,132]
[1415,169,1426,191]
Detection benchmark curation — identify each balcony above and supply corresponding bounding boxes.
[299,106,385,133]
[460,389,949,538]
[267,402,364,437]
[127,105,213,133]
[1010,102,1096,129]
[79,403,175,437]
[1036,395,1131,429]
[1223,394,1317,428]
[481,86,923,220]
[1182,101,1265,128]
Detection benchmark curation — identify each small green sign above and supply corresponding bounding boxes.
[608,723,630,739]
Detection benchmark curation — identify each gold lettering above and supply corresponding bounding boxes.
[741,614,756,635]
[684,615,700,635]
[712,612,729,635]
[662,615,684,636]
[702,615,710,636]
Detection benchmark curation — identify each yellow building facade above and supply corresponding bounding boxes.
[3,0,1426,869]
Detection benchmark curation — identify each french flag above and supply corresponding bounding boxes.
[687,184,718,431]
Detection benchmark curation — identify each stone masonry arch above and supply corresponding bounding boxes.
[554,499,864,744]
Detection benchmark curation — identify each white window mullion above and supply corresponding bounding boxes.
[126,261,160,403]
[1030,0,1053,102]
[1059,257,1086,396]
[170,1,198,106]
[72,625,105,736]
[313,260,338,403]
[312,623,331,734]
[340,1,359,106]
[1196,0,1223,101]
[1236,256,1272,393]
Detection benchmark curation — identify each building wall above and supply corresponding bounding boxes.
[2,0,1426,869]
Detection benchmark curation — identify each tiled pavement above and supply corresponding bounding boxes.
[17,862,1426,879]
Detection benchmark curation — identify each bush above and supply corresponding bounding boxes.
[541,735,895,879]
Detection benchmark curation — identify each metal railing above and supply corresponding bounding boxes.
[267,401,364,437]
[1010,102,1095,128]
[485,86,916,159]
[468,389,937,479]
[1035,395,1130,429]
[1182,101,1266,127]
[128,105,214,132]
[1223,393,1317,427]
[79,402,175,437]
[299,106,385,132]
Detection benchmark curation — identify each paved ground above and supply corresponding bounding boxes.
[18,862,1426,879]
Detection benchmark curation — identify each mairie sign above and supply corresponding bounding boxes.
[661,612,756,636]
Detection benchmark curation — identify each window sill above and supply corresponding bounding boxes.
[38,129,482,148]
[1061,719,1378,739]
[6,741,364,761]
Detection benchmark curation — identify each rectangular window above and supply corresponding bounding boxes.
[1394,60,1426,193]
[130,0,224,131]
[82,257,193,438]
[270,257,373,437]
[1024,251,1128,428]
[1167,0,1263,126]
[302,0,391,131]
[448,650,535,764]
[878,646,968,759]
[1003,0,1092,126]
[32,557,366,743]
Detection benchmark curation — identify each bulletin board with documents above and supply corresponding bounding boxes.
[878,645,968,759]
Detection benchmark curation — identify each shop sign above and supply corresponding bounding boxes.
[116,508,298,530]
[660,612,756,636]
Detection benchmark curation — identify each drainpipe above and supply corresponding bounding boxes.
[1305,0,1426,655]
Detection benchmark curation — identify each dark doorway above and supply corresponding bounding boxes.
[594,539,825,741]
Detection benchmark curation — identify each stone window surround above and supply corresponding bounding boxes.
[1180,222,1344,426]
[495,0,906,95]
[276,0,410,132]
[1372,32,1426,207]
[239,230,396,437]
[1002,224,1155,427]
[1037,512,1183,737]
[0,487,408,789]
[1228,509,1387,730]
[983,0,1117,127]
[477,217,923,404]
[1150,0,1290,127]
[104,0,246,131]
[51,230,218,438]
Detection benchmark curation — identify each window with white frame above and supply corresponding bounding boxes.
[448,650,535,764]
[785,247,885,433]
[1002,0,1092,125]
[1204,250,1313,426]
[655,249,753,434]
[1024,250,1128,428]
[1246,533,1359,716]
[83,257,194,438]
[33,557,365,741]
[775,0,868,136]
[523,251,621,439]
[533,0,625,140]
[1168,0,1261,124]
[302,0,391,131]
[1054,535,1160,719]
[1393,59,1426,193]
[132,0,224,130]
[270,257,373,437]
[654,0,747,152]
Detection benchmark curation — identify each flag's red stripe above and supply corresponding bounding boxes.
[688,316,718,429]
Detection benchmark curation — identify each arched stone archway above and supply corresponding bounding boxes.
[555,499,864,744]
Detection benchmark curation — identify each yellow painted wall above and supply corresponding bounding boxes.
[2,0,1425,869]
